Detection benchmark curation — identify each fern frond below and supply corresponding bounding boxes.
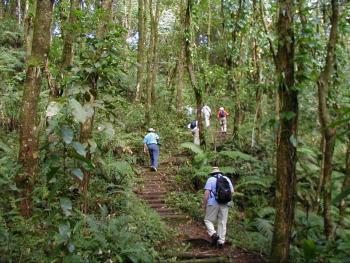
[236,176,274,190]
[254,218,273,240]
[219,150,257,162]
[257,207,275,218]
[180,142,203,154]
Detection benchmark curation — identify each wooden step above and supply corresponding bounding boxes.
[155,207,174,214]
[170,257,227,263]
[149,203,167,209]
[141,190,166,195]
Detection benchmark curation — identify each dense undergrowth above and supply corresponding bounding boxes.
[166,122,350,263]
[0,128,169,263]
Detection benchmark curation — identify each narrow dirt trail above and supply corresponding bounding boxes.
[136,163,265,263]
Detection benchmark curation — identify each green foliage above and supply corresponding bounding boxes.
[166,191,203,220]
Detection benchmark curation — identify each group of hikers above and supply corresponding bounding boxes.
[187,105,229,145]
[142,104,234,249]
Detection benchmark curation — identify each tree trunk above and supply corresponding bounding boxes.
[317,0,339,240]
[149,0,160,104]
[339,131,350,226]
[184,0,204,146]
[134,0,147,102]
[251,32,262,147]
[176,46,185,111]
[23,0,32,62]
[230,0,242,141]
[80,0,113,214]
[62,0,79,69]
[17,0,54,217]
[270,0,297,262]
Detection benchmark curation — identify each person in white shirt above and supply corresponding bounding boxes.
[201,104,212,128]
[203,166,234,249]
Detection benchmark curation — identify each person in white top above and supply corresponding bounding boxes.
[201,104,212,128]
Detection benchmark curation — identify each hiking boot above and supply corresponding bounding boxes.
[150,166,157,172]
[211,233,219,246]
[217,242,224,249]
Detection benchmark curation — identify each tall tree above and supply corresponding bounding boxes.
[23,0,32,62]
[339,129,350,226]
[184,0,204,145]
[270,0,298,261]
[317,0,339,240]
[61,0,79,69]
[145,0,160,124]
[134,0,147,102]
[17,0,55,217]
[251,0,262,148]
[80,0,113,213]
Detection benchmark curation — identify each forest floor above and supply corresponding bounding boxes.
[135,158,266,263]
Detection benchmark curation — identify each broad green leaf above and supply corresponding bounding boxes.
[71,141,86,157]
[46,101,61,117]
[61,127,74,144]
[60,197,72,216]
[88,139,97,153]
[68,151,94,170]
[69,99,88,124]
[71,168,84,181]
[67,243,75,253]
[59,222,71,240]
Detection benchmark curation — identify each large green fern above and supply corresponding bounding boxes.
[235,175,274,191]
[219,150,257,162]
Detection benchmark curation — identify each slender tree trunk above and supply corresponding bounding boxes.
[17,0,54,217]
[134,0,147,102]
[317,0,339,241]
[80,0,113,214]
[230,0,242,140]
[23,0,32,62]
[339,131,350,226]
[203,0,211,94]
[17,0,21,25]
[184,0,204,146]
[270,0,297,261]
[251,28,262,147]
[149,0,160,104]
[175,0,186,112]
[176,46,185,111]
[145,0,160,118]
[62,0,79,69]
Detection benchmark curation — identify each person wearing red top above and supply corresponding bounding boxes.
[217,107,229,134]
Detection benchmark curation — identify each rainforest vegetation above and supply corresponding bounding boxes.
[0,0,350,262]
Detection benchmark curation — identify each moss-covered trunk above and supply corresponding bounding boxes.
[17,0,54,217]
[270,0,298,261]
[317,0,339,240]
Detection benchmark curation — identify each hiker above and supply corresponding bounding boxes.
[201,104,212,128]
[203,166,234,249]
[217,107,229,134]
[187,120,200,145]
[143,128,160,171]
